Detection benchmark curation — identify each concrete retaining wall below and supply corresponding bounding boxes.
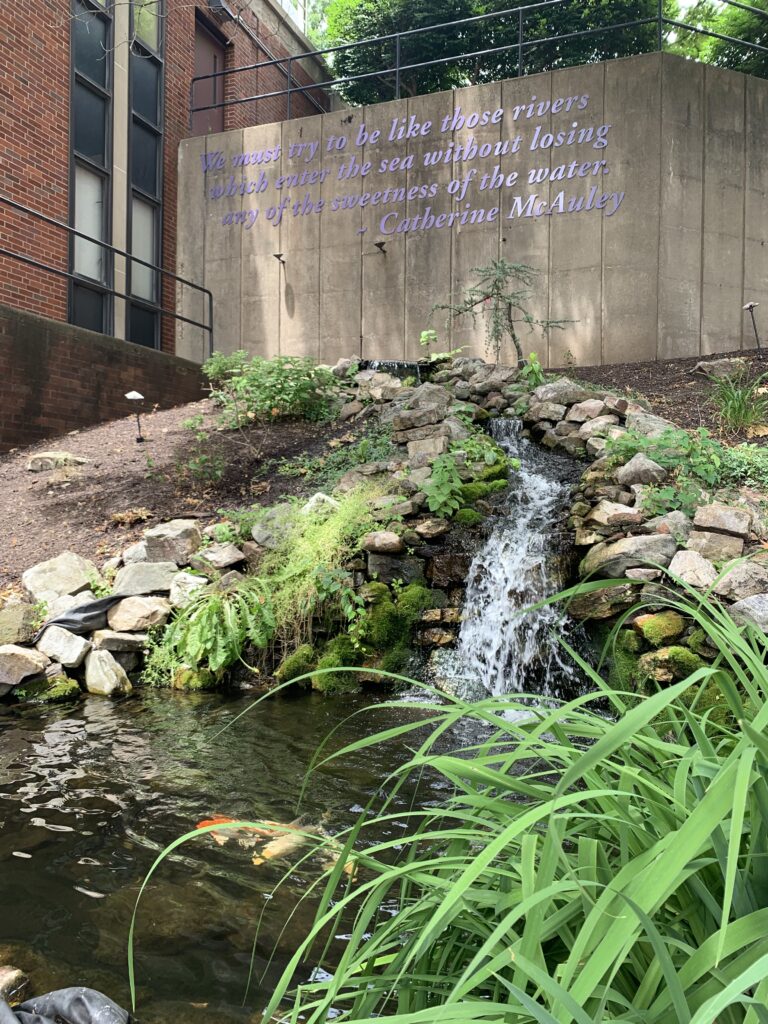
[176,52,768,368]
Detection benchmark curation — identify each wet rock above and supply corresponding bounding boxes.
[14,674,81,704]
[0,966,30,1004]
[574,527,603,545]
[190,542,244,572]
[122,540,148,564]
[567,584,637,620]
[713,561,768,602]
[22,551,102,603]
[84,650,132,696]
[366,554,425,584]
[428,552,472,588]
[633,610,686,647]
[0,645,50,692]
[624,411,677,438]
[556,434,587,457]
[27,451,88,472]
[113,561,179,595]
[0,603,36,645]
[91,629,148,652]
[579,534,677,578]
[107,596,171,632]
[421,628,456,647]
[143,519,203,564]
[361,531,404,554]
[169,571,209,609]
[532,377,592,405]
[730,594,768,631]
[615,453,668,487]
[636,645,705,683]
[668,550,717,588]
[415,518,450,540]
[687,531,744,561]
[525,401,566,422]
[566,398,607,422]
[692,357,747,378]
[36,625,91,668]
[693,503,751,539]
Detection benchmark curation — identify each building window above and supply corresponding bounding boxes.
[128,0,164,349]
[69,0,112,334]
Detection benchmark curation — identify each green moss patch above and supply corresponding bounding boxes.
[459,479,508,505]
[275,644,317,683]
[15,675,81,704]
[634,611,686,648]
[454,508,484,528]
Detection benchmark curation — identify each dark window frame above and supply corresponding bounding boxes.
[69,0,113,334]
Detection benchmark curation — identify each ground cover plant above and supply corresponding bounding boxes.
[130,581,768,1022]
[710,371,768,433]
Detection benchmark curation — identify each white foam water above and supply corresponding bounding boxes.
[451,419,579,698]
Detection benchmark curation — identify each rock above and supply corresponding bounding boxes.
[692,357,747,379]
[301,492,341,514]
[27,451,88,472]
[407,436,450,459]
[91,629,148,652]
[250,503,294,549]
[532,378,592,405]
[713,561,768,602]
[468,366,519,396]
[668,550,718,588]
[586,437,608,458]
[48,590,97,618]
[428,552,472,588]
[84,650,132,696]
[36,625,91,668]
[143,519,203,564]
[574,527,603,545]
[687,531,744,561]
[330,356,355,378]
[216,570,245,589]
[14,674,81,705]
[525,401,567,422]
[603,395,631,416]
[624,411,677,438]
[636,646,705,683]
[113,652,140,673]
[169,571,209,609]
[554,420,579,436]
[122,540,148,564]
[585,500,644,528]
[566,398,607,422]
[339,400,363,421]
[556,434,587,457]
[442,416,471,441]
[361,531,405,555]
[0,603,36,645]
[102,556,121,574]
[567,584,637,620]
[625,568,662,581]
[730,594,768,631]
[190,542,244,571]
[107,596,171,632]
[633,610,686,647]
[401,382,453,412]
[615,453,668,487]
[241,541,263,571]
[0,966,30,1004]
[113,561,178,595]
[0,645,50,690]
[641,510,692,542]
[392,405,446,432]
[22,551,102,603]
[579,534,677,578]
[421,628,456,647]
[366,554,425,584]
[171,667,216,691]
[693,503,751,540]
[392,422,451,444]
[415,518,450,540]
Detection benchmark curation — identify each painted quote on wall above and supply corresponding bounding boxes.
[200,91,625,236]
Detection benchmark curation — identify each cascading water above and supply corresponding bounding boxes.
[434,419,581,699]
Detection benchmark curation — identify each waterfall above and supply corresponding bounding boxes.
[434,419,580,699]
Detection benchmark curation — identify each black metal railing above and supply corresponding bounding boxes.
[0,195,214,358]
[189,0,768,126]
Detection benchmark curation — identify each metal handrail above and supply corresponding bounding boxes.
[189,0,768,122]
[0,195,214,358]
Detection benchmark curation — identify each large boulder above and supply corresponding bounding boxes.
[36,625,92,668]
[616,453,668,487]
[113,561,178,596]
[566,398,607,422]
[668,550,717,588]
[0,645,50,692]
[693,503,751,540]
[22,552,102,603]
[579,534,677,578]
[84,650,132,696]
[532,378,593,406]
[143,519,203,564]
[107,596,171,632]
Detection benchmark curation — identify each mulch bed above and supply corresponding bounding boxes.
[0,400,354,592]
[562,348,768,445]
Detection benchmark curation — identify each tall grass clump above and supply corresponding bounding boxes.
[710,370,768,432]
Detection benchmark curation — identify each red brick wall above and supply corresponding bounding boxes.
[0,303,204,452]
[0,0,70,321]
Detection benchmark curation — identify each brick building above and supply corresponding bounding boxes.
[0,0,329,356]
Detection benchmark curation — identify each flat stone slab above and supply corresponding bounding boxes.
[113,561,178,595]
[27,451,88,472]
[693,503,751,539]
[107,596,171,632]
[686,530,744,562]
[91,629,149,652]
[143,519,203,564]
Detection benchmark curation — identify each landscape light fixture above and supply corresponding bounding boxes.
[374,241,387,255]
[125,390,145,443]
[273,253,286,264]
[744,302,763,358]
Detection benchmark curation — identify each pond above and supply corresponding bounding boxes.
[0,689,443,1023]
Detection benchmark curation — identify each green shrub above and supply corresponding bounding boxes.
[422,454,463,517]
[710,370,768,431]
[204,354,343,427]
[721,443,768,490]
[605,425,725,487]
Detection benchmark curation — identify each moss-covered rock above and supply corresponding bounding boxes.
[603,629,644,691]
[633,611,686,648]
[685,627,718,659]
[459,479,508,505]
[476,461,509,483]
[378,643,414,676]
[454,508,484,528]
[359,581,390,605]
[171,667,218,691]
[311,635,363,694]
[14,675,81,704]
[636,646,706,685]
[274,644,317,683]
[365,598,401,649]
